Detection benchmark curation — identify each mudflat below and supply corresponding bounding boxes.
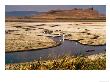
[5,22,105,52]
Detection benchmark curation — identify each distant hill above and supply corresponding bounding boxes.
[31,8,105,20]
[5,8,106,22]
[6,11,41,17]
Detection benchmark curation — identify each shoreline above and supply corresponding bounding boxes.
[5,22,106,52]
[5,39,106,53]
[5,41,61,53]
[65,39,106,46]
[5,53,106,70]
[5,19,106,22]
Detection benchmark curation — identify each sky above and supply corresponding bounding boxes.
[5,5,106,14]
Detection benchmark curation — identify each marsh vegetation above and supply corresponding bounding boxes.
[5,53,106,70]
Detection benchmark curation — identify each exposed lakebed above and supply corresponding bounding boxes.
[5,37,106,64]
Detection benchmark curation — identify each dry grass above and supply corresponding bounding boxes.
[5,34,57,52]
[5,22,106,52]
[5,53,106,70]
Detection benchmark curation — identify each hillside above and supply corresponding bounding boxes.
[6,11,40,17]
[31,8,105,20]
[6,8,106,22]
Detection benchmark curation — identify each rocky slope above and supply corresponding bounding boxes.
[32,8,105,20]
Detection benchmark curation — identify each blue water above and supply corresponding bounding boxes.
[5,11,41,17]
[5,37,106,64]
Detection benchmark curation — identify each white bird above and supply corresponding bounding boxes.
[60,40,62,42]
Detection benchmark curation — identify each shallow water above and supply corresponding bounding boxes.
[5,37,106,64]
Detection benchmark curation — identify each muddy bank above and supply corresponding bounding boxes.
[5,53,106,70]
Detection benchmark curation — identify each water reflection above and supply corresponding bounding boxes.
[5,37,106,64]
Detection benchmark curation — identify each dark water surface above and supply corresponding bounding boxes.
[5,37,106,64]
